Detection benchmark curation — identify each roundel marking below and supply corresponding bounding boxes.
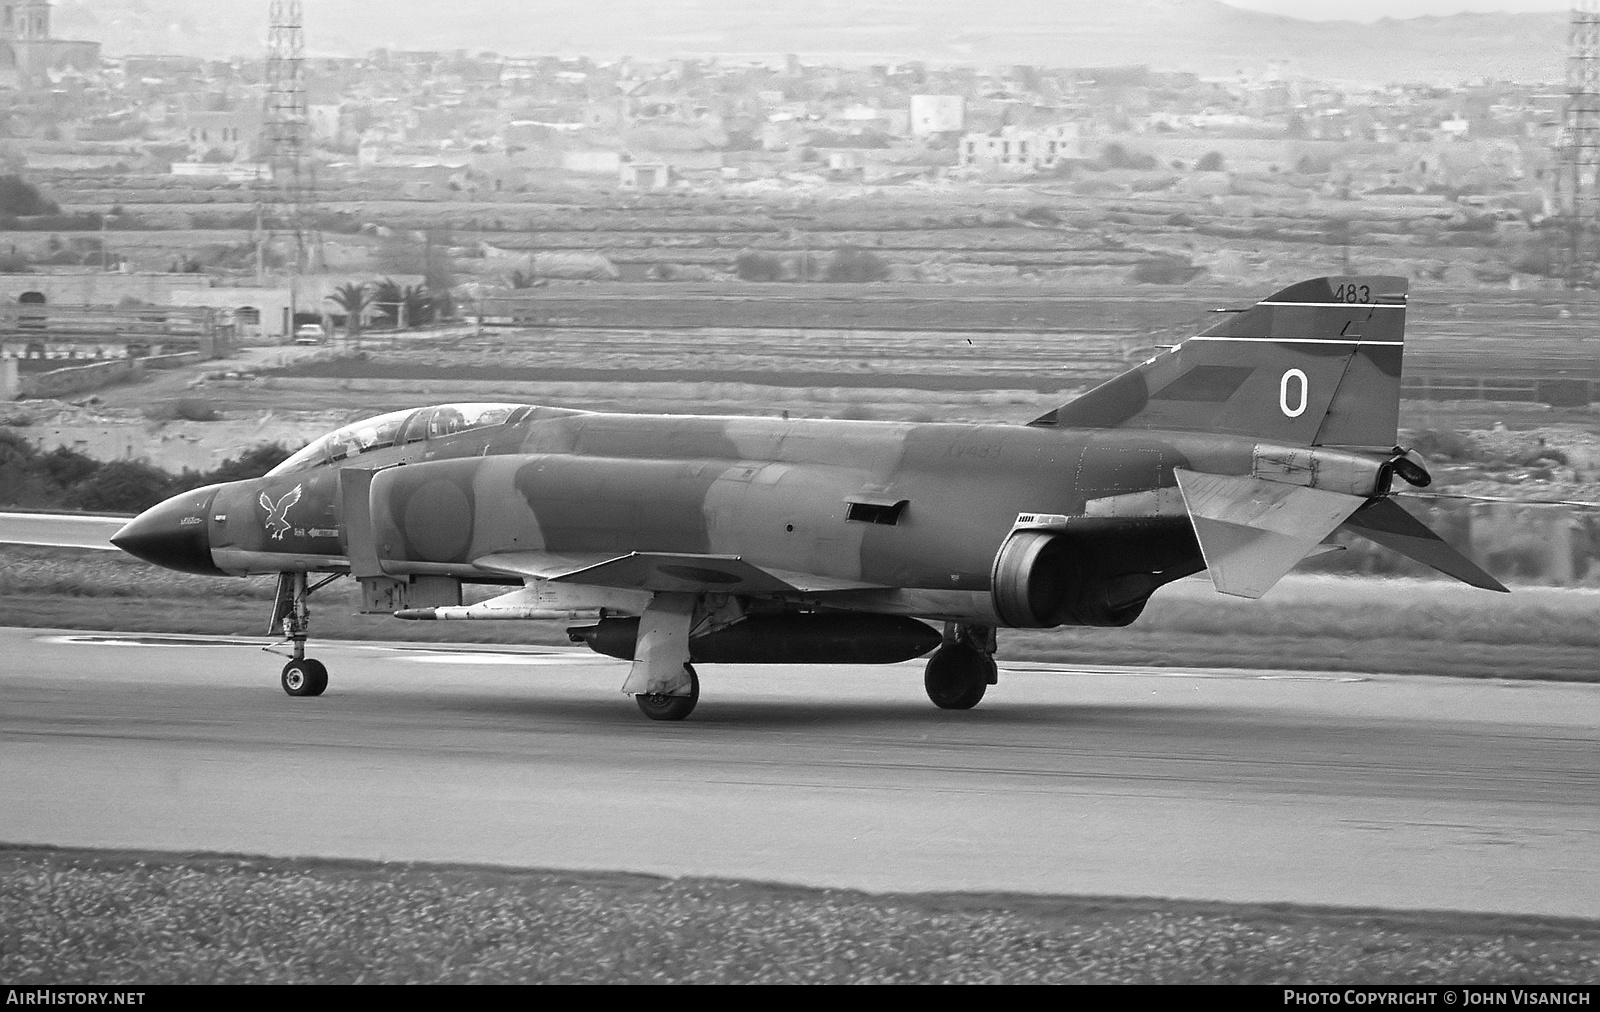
[403,479,473,561]
[1279,368,1308,418]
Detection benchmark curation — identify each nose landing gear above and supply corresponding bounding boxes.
[281,657,328,697]
[269,571,340,698]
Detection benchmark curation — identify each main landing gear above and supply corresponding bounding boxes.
[924,623,998,710]
[635,663,700,721]
[271,571,339,697]
[623,593,702,721]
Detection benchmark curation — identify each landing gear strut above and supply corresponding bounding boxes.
[635,663,700,721]
[622,592,701,721]
[924,623,997,710]
[271,571,337,697]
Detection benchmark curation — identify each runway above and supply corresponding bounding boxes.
[0,513,124,550]
[1,626,1596,919]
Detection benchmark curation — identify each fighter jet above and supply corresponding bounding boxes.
[0,276,1505,720]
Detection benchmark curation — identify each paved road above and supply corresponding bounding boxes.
[1,627,1596,918]
[90,343,330,411]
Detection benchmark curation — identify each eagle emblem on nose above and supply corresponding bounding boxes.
[259,484,303,540]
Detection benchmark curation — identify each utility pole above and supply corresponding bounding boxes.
[261,0,320,287]
[1557,0,1600,289]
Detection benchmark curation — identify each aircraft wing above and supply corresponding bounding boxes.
[472,550,618,581]
[473,550,883,595]
[0,512,129,550]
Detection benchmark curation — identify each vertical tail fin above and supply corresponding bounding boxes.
[1031,276,1407,449]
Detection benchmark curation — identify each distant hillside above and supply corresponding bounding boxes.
[56,0,1565,83]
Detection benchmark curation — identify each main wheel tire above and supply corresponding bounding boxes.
[635,664,699,721]
[282,658,328,697]
[924,644,990,710]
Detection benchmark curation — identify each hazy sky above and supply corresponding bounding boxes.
[1224,0,1568,19]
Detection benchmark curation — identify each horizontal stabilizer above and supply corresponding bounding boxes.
[1175,469,1367,599]
[0,512,128,550]
[1340,498,1509,593]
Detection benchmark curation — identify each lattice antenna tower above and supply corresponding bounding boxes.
[1558,0,1600,288]
[261,0,318,273]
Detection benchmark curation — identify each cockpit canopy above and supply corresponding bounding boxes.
[267,403,526,476]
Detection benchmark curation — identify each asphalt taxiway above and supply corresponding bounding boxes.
[1,626,1596,919]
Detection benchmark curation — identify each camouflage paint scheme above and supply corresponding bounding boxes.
[210,411,1217,620]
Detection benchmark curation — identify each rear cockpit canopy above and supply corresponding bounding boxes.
[267,403,527,476]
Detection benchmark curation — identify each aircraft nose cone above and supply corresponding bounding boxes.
[111,485,223,576]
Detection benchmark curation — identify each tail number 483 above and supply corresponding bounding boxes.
[1280,368,1308,417]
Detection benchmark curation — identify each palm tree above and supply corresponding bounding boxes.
[327,281,371,337]
[400,283,432,329]
[369,278,403,329]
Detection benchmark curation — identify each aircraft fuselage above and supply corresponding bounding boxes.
[115,402,1394,628]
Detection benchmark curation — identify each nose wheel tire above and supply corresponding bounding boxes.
[924,643,992,710]
[281,658,328,697]
[635,664,699,721]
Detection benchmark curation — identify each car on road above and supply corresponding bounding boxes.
[293,324,326,345]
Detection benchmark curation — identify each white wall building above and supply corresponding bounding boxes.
[960,124,1084,170]
[910,94,965,136]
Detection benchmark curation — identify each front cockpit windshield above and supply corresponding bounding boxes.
[266,403,525,477]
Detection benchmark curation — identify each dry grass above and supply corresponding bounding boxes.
[3,847,1596,984]
[1007,577,1600,680]
[0,546,272,602]
[1132,574,1600,648]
